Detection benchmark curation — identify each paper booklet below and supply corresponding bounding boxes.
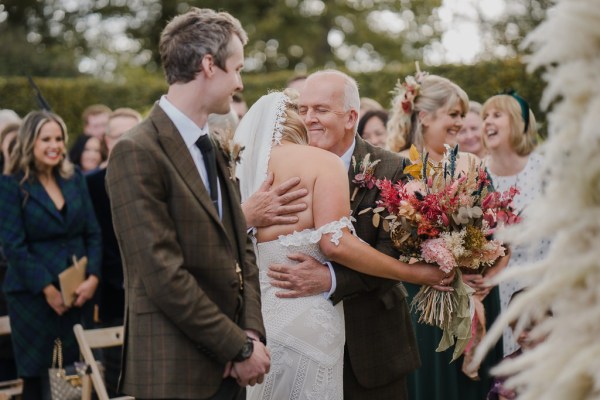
[58,255,87,307]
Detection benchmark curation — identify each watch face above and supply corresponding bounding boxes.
[242,339,254,358]
[235,338,254,362]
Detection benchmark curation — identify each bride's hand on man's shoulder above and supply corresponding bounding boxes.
[242,172,308,228]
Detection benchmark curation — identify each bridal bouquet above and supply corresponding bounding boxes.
[374,145,520,359]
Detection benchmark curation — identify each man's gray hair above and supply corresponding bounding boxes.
[315,70,360,115]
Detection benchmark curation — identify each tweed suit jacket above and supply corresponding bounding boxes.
[329,136,420,389]
[106,104,264,399]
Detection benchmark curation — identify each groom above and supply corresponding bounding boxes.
[106,8,269,399]
[267,70,451,399]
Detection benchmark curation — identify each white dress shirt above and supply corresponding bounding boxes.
[324,139,357,299]
[159,96,222,218]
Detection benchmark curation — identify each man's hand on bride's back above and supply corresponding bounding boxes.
[268,253,332,298]
[242,172,308,228]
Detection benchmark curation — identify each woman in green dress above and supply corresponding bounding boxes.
[387,72,505,400]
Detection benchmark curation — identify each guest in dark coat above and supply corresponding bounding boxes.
[87,108,141,325]
[68,104,110,167]
[0,121,20,381]
[86,108,141,395]
[0,111,101,399]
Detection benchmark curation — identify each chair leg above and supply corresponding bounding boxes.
[81,374,93,400]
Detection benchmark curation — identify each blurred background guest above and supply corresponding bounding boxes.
[0,110,101,399]
[208,109,240,139]
[357,109,388,148]
[231,92,248,120]
[80,135,106,174]
[286,74,307,92]
[1,123,20,175]
[482,93,549,357]
[68,104,111,167]
[0,111,20,382]
[0,109,21,134]
[86,107,141,396]
[457,101,487,158]
[359,96,384,119]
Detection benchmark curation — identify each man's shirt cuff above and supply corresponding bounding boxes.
[324,261,337,299]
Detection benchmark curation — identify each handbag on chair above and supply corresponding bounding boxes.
[48,338,83,400]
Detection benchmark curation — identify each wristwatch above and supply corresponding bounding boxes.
[232,337,254,362]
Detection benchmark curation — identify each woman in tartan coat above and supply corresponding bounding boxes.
[0,111,101,399]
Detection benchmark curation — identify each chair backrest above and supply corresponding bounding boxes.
[0,316,22,399]
[73,324,124,400]
[0,316,11,336]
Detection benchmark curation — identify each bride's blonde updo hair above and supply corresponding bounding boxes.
[387,73,469,153]
[280,88,308,145]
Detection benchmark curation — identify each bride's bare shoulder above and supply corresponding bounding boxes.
[274,143,345,170]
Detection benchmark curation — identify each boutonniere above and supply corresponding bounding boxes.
[215,129,245,181]
[351,153,381,201]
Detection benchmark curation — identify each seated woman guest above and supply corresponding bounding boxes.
[0,111,102,399]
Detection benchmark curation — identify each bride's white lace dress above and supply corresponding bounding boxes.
[246,218,353,400]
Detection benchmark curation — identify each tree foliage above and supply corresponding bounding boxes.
[476,0,551,59]
[1,0,444,77]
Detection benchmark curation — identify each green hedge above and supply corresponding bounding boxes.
[0,57,547,145]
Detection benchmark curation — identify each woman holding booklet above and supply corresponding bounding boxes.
[0,110,102,399]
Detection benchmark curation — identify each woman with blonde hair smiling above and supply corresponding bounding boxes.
[481,92,549,357]
[0,111,101,399]
[387,69,505,400]
[387,72,472,168]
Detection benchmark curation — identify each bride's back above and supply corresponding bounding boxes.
[256,141,346,243]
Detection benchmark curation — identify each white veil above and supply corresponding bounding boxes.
[234,91,288,202]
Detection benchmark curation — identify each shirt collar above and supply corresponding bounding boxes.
[159,95,209,148]
[340,139,356,170]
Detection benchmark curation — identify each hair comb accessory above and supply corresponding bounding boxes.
[503,89,530,133]
[392,61,429,115]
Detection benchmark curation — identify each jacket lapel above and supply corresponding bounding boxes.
[348,136,371,215]
[26,178,64,223]
[152,105,221,225]
[214,141,247,261]
[57,173,77,227]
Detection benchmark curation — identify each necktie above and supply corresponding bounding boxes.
[195,134,219,211]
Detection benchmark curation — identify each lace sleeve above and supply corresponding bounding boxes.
[278,216,356,247]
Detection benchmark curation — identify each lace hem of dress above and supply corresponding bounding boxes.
[278,216,355,247]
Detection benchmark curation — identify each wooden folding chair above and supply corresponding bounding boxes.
[0,316,22,400]
[73,324,133,400]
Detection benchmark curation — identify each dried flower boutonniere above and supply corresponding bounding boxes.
[351,153,381,201]
[214,128,245,181]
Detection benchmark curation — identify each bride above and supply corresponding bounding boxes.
[236,90,348,399]
[235,90,450,399]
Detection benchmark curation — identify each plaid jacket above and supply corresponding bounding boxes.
[106,104,264,399]
[0,169,102,376]
[0,169,102,294]
[331,136,420,392]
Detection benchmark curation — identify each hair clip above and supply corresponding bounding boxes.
[502,89,530,133]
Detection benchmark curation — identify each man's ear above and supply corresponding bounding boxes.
[200,54,215,77]
[345,109,359,131]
